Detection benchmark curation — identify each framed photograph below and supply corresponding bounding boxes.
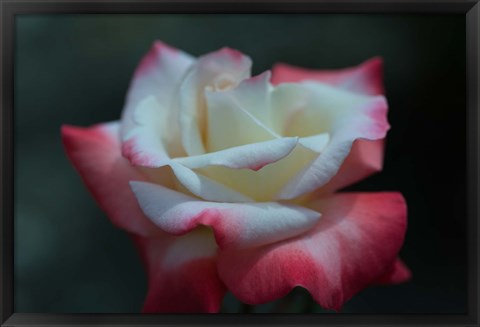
[1,1,478,326]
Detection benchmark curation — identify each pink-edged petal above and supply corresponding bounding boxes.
[129,181,321,249]
[131,227,225,313]
[179,47,252,156]
[121,96,171,167]
[61,122,164,237]
[173,136,298,171]
[271,57,384,96]
[376,258,412,285]
[275,83,390,200]
[217,192,407,310]
[120,41,195,166]
[318,139,385,194]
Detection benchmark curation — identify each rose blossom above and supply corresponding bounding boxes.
[62,41,410,313]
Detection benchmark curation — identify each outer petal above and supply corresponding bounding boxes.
[275,83,390,199]
[61,122,165,236]
[318,139,385,194]
[272,58,386,192]
[376,258,412,285]
[178,47,252,156]
[62,122,225,313]
[271,57,384,96]
[120,41,195,166]
[132,228,226,313]
[130,181,321,249]
[217,192,407,310]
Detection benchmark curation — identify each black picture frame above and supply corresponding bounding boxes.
[1,0,479,326]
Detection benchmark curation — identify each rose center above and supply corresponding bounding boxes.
[212,73,236,91]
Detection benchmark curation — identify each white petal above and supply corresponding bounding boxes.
[121,96,170,167]
[198,143,317,201]
[173,137,298,171]
[169,162,253,203]
[219,71,273,124]
[120,41,195,165]
[130,181,321,249]
[178,48,252,156]
[275,83,390,199]
[299,133,330,153]
[205,87,278,153]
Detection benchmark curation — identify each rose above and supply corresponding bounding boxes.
[62,41,410,313]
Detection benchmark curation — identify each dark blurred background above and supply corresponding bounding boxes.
[14,14,466,313]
